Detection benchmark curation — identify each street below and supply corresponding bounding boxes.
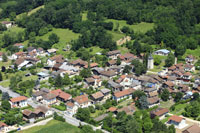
[0,85,20,98]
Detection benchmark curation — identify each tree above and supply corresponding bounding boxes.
[192,92,199,100]
[184,101,200,118]
[2,53,8,62]
[174,92,183,102]
[76,108,90,122]
[2,92,10,100]
[132,90,146,99]
[0,72,2,81]
[126,118,142,133]
[133,40,142,56]
[116,57,121,66]
[132,59,147,76]
[138,96,148,109]
[80,69,91,78]
[123,65,132,74]
[165,53,175,67]
[1,100,11,111]
[63,74,71,86]
[2,66,6,72]
[49,33,59,45]
[161,88,170,101]
[80,125,95,133]
[54,75,63,87]
[154,56,161,66]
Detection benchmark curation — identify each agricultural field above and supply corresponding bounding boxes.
[20,120,80,133]
[105,19,154,33]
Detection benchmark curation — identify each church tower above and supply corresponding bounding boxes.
[147,54,154,69]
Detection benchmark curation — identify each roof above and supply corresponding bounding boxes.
[147,97,159,104]
[100,70,116,77]
[43,93,57,100]
[15,51,24,56]
[70,59,87,66]
[1,21,11,24]
[123,53,135,59]
[151,108,169,117]
[168,115,183,123]
[10,96,28,103]
[50,89,71,101]
[84,63,98,68]
[0,121,7,127]
[182,124,200,133]
[73,95,89,104]
[85,77,95,83]
[108,60,116,65]
[23,109,33,116]
[100,88,111,94]
[184,72,192,76]
[0,52,3,56]
[32,91,45,97]
[114,88,135,98]
[50,55,64,63]
[14,43,23,46]
[155,49,170,54]
[66,102,74,107]
[94,114,108,122]
[108,107,117,112]
[149,91,158,97]
[164,81,174,87]
[107,50,121,56]
[117,104,136,115]
[34,106,49,114]
[91,91,104,99]
[14,58,25,65]
[50,89,62,97]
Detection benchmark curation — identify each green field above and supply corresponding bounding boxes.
[183,46,200,59]
[105,19,154,33]
[20,120,80,133]
[170,103,188,116]
[107,30,125,41]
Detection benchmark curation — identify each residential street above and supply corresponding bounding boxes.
[0,85,20,98]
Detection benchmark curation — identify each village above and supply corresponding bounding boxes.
[0,40,199,133]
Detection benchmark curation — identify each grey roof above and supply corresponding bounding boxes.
[148,54,153,60]
[43,93,57,100]
[32,91,45,97]
[100,88,111,94]
[59,62,78,72]
[94,114,109,122]
[108,80,122,88]
[37,72,49,77]
[41,88,50,93]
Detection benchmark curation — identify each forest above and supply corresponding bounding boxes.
[0,0,199,58]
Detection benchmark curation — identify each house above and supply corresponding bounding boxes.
[182,124,200,133]
[66,102,78,116]
[34,106,53,118]
[91,91,104,104]
[154,49,170,56]
[32,91,47,102]
[163,81,175,89]
[117,103,136,115]
[84,63,98,68]
[47,48,57,54]
[59,62,79,75]
[94,114,109,122]
[167,115,187,129]
[100,88,111,101]
[107,50,121,59]
[185,55,195,64]
[100,70,117,79]
[14,43,24,49]
[108,107,118,113]
[0,52,3,61]
[10,96,28,108]
[11,51,25,60]
[107,60,116,66]
[73,94,91,108]
[50,89,72,102]
[43,93,57,105]
[47,55,64,66]
[184,64,195,72]
[1,21,13,28]
[182,72,192,81]
[27,47,36,53]
[92,67,104,75]
[150,108,169,119]
[70,59,87,68]
[85,77,95,86]
[37,71,50,81]
[0,122,8,132]
[113,88,135,102]
[108,80,123,92]
[14,57,40,70]
[22,109,36,123]
[147,97,160,108]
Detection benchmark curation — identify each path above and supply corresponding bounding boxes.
[20,117,53,130]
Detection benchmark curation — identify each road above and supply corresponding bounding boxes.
[52,108,109,133]
[0,85,20,98]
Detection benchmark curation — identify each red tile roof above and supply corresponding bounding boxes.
[114,88,135,98]
[0,121,7,127]
[91,91,104,99]
[50,89,71,101]
[168,115,183,123]
[10,96,28,103]
[108,107,117,112]
[73,95,89,104]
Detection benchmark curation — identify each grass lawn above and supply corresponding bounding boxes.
[161,116,170,123]
[107,30,125,41]
[20,120,80,133]
[118,46,130,54]
[91,109,106,118]
[105,19,154,33]
[82,11,88,21]
[0,60,11,68]
[117,99,133,108]
[0,80,10,87]
[159,100,175,109]
[183,46,200,59]
[170,103,188,116]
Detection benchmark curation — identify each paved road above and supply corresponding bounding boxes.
[0,85,20,98]
[52,108,109,133]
